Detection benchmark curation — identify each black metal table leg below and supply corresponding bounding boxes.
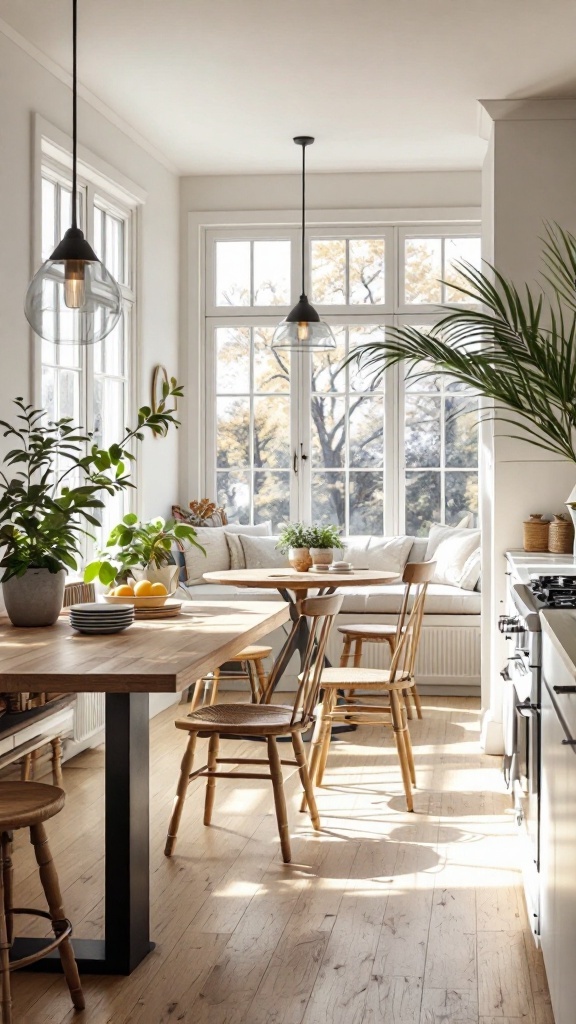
[16,691,154,975]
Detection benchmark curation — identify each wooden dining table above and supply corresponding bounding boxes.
[0,598,289,976]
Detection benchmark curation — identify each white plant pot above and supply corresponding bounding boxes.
[3,567,66,627]
[309,547,334,567]
[130,564,180,593]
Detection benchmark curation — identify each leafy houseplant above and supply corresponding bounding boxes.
[0,380,184,626]
[276,522,314,572]
[84,514,203,590]
[343,225,576,465]
[307,524,344,567]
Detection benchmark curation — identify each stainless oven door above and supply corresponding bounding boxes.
[515,695,540,870]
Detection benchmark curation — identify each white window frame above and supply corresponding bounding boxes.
[397,224,482,316]
[32,116,144,555]
[189,206,481,532]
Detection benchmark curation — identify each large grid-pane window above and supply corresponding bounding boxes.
[205,226,480,534]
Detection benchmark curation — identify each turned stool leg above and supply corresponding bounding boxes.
[51,738,63,788]
[21,754,33,783]
[1,835,13,948]
[29,822,85,1011]
[204,734,220,825]
[254,657,268,702]
[0,836,11,1024]
[411,684,423,719]
[208,668,221,706]
[340,638,352,667]
[316,688,337,787]
[165,732,198,856]
[245,660,260,703]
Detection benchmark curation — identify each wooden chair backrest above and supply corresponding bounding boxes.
[390,561,436,681]
[266,594,343,728]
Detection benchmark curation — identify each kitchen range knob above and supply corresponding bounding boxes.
[498,614,523,634]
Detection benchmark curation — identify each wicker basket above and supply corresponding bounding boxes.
[548,513,574,554]
[523,514,549,552]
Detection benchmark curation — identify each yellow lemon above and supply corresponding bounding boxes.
[115,584,135,597]
[150,582,168,596]
[133,579,154,597]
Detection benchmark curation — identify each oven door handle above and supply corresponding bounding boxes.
[516,703,540,717]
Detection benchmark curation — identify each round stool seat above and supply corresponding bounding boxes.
[338,624,396,640]
[0,782,65,831]
[235,645,273,659]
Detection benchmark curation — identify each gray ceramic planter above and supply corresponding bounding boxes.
[3,568,66,627]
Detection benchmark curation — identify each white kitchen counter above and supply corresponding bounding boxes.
[506,549,576,584]
[541,609,576,682]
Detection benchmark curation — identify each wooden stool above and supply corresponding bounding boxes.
[338,623,423,720]
[0,782,84,1022]
[188,645,272,711]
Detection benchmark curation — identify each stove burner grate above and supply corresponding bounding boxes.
[528,574,576,608]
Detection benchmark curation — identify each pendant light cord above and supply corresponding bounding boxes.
[301,141,306,296]
[72,0,78,230]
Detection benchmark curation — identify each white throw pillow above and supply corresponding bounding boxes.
[224,522,272,570]
[341,536,371,568]
[365,536,414,574]
[182,527,230,584]
[425,524,481,590]
[239,535,289,570]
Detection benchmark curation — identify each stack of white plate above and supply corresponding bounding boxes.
[69,602,135,635]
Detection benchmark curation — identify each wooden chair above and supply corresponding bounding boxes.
[337,561,435,720]
[302,562,435,813]
[0,782,84,1022]
[187,644,272,710]
[164,594,343,863]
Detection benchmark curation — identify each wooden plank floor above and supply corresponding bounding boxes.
[9,696,554,1024]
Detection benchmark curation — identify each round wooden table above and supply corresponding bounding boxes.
[203,567,399,697]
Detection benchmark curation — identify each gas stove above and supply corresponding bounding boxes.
[528,574,576,608]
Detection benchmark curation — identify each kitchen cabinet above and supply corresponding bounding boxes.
[541,621,576,1024]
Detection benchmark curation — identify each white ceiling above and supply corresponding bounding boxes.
[3,0,576,175]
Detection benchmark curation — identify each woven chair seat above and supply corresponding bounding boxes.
[305,667,412,690]
[176,702,298,735]
[0,781,65,831]
[234,645,273,659]
[337,623,396,640]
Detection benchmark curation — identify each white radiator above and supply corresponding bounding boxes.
[326,621,481,691]
[73,692,105,742]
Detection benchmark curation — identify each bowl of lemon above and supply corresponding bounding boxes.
[103,579,172,608]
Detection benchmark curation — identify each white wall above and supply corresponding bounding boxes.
[480,100,576,752]
[0,30,180,520]
[180,170,481,214]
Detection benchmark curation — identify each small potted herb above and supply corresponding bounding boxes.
[84,514,204,591]
[307,524,344,567]
[276,522,313,572]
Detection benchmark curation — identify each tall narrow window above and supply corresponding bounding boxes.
[39,159,136,554]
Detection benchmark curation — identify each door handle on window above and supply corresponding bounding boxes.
[293,451,298,475]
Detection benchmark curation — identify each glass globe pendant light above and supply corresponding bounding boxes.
[24,0,122,345]
[272,137,336,351]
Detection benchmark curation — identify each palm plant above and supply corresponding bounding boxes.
[343,224,576,463]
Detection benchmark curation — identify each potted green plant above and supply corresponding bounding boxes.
[276,522,314,572]
[307,524,344,567]
[84,514,203,591]
[0,380,184,627]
